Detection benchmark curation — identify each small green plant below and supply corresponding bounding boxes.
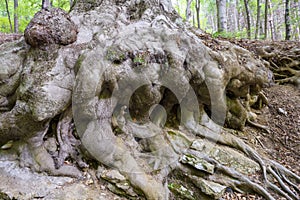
[133,56,145,65]
[105,47,126,64]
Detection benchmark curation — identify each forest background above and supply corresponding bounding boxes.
[1,0,300,40]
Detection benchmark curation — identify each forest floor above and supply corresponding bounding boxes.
[223,83,300,200]
[0,33,22,45]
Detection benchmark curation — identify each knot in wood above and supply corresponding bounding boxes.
[24,8,78,48]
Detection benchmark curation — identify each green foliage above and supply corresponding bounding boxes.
[0,0,70,33]
[212,29,249,39]
[172,0,300,40]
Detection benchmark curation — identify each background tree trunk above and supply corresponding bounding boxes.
[268,1,276,40]
[216,0,227,32]
[185,0,192,22]
[285,0,291,40]
[195,0,200,29]
[244,0,251,39]
[4,0,13,33]
[255,0,261,39]
[42,0,51,9]
[13,0,18,33]
[236,0,240,32]
[264,0,268,39]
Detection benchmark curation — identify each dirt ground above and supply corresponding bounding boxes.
[223,83,300,200]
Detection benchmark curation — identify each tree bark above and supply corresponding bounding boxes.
[13,0,18,33]
[285,0,291,40]
[244,0,251,39]
[42,0,51,9]
[236,0,240,32]
[216,0,227,32]
[195,0,200,29]
[4,0,13,33]
[264,0,268,39]
[255,0,261,39]
[185,0,192,22]
[268,1,276,40]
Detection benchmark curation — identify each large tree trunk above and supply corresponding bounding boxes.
[0,0,299,199]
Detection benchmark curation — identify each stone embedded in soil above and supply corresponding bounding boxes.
[180,154,215,174]
[191,177,227,199]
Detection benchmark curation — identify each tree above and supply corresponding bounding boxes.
[0,0,300,199]
[42,0,51,9]
[243,0,251,38]
[216,0,227,32]
[13,0,18,33]
[264,0,268,39]
[185,0,192,22]
[285,0,291,40]
[255,0,261,39]
[195,0,200,28]
[4,0,13,33]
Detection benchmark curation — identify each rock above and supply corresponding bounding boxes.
[0,160,121,200]
[190,177,227,199]
[100,169,127,183]
[278,108,288,116]
[190,140,260,175]
[24,8,77,48]
[1,140,13,150]
[99,169,138,198]
[168,183,195,200]
[180,154,215,174]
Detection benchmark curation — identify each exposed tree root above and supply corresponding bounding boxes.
[229,39,300,87]
[54,107,88,169]
[246,119,271,134]
[183,119,300,200]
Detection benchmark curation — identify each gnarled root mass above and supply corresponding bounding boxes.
[0,0,299,200]
[231,39,300,88]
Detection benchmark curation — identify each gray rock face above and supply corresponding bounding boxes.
[24,8,78,48]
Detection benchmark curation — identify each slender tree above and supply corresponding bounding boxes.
[264,0,268,39]
[255,0,261,39]
[42,0,51,9]
[244,0,251,38]
[5,0,13,33]
[236,0,240,32]
[70,0,74,10]
[216,0,227,32]
[13,0,18,33]
[195,0,201,28]
[285,0,291,40]
[186,0,192,22]
[268,1,276,40]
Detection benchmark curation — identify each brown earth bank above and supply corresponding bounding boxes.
[223,83,299,200]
